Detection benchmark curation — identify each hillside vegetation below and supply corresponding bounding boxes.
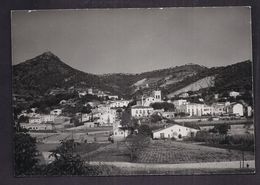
[13,52,253,99]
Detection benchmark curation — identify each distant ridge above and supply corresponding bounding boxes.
[13,52,252,99]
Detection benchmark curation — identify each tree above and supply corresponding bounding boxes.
[150,102,175,111]
[18,115,29,123]
[81,104,92,114]
[14,124,39,176]
[210,124,231,135]
[45,139,100,175]
[138,125,152,136]
[124,134,150,161]
[71,117,83,127]
[121,111,131,126]
[151,114,162,123]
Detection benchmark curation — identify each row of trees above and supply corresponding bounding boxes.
[188,123,254,151]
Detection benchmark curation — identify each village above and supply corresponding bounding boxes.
[14,86,255,171]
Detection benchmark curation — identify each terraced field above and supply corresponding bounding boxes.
[137,140,254,164]
[84,140,255,164]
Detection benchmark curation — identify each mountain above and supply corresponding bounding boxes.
[99,63,207,97]
[13,52,253,99]
[13,52,103,97]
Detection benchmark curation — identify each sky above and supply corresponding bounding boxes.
[11,7,252,74]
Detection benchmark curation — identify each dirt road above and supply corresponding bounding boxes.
[89,160,255,171]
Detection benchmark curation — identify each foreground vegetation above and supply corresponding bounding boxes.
[190,131,254,152]
[14,124,121,176]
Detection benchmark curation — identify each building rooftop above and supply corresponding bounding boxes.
[131,105,153,109]
[152,123,199,133]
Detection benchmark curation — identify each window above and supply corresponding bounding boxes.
[114,132,117,135]
[160,133,165,139]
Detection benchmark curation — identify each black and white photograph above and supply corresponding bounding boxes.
[11,7,255,176]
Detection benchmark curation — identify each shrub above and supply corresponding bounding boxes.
[138,124,152,136]
[209,123,231,135]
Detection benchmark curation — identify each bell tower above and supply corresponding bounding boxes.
[153,90,161,102]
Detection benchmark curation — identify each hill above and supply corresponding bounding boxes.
[13,52,105,97]
[13,52,253,100]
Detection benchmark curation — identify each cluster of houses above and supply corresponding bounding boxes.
[19,108,69,131]
[128,90,252,140]
[77,87,119,99]
[19,98,131,133]
[130,91,252,119]
[17,87,253,142]
[173,99,251,117]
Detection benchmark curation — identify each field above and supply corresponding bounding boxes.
[29,126,112,145]
[137,140,254,163]
[81,140,254,164]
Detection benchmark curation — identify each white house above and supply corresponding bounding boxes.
[108,95,119,100]
[178,92,189,98]
[109,100,129,108]
[172,99,188,107]
[29,117,42,124]
[28,114,56,124]
[50,109,62,116]
[41,114,56,122]
[81,113,92,122]
[131,105,154,118]
[229,91,240,98]
[78,91,87,97]
[212,103,226,115]
[112,127,130,141]
[177,103,204,116]
[247,106,253,117]
[162,111,175,119]
[176,103,221,116]
[226,103,244,116]
[20,123,53,131]
[152,124,199,140]
[98,112,116,126]
[203,105,214,115]
[97,91,108,98]
[87,88,93,95]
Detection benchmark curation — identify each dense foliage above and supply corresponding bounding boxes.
[150,102,175,111]
[191,131,254,151]
[138,124,152,136]
[209,124,231,135]
[14,125,120,176]
[44,139,99,175]
[14,125,39,176]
